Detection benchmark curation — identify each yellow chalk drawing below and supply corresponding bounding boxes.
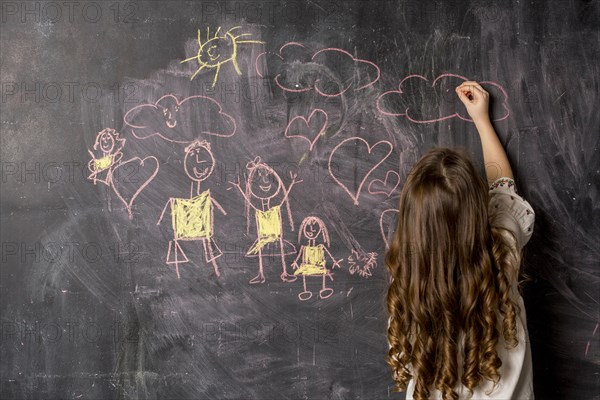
[228,156,301,284]
[157,140,227,279]
[181,26,265,87]
[347,249,378,278]
[291,216,342,301]
[247,205,282,255]
[93,155,114,171]
[294,245,327,275]
[87,128,125,186]
[172,191,212,240]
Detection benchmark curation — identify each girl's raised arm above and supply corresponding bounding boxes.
[456,81,514,185]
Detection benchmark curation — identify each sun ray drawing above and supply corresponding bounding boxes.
[181,26,265,87]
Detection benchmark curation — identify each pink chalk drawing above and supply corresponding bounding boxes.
[585,322,599,357]
[376,73,510,123]
[111,156,159,220]
[311,48,380,96]
[347,249,378,278]
[379,208,399,249]
[157,140,226,279]
[291,216,343,301]
[328,137,394,205]
[87,128,125,186]
[123,94,236,143]
[255,42,380,97]
[255,42,310,81]
[284,108,328,151]
[368,170,401,197]
[228,157,302,284]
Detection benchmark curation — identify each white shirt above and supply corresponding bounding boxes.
[389,177,536,399]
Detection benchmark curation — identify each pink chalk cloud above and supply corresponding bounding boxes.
[376,73,509,123]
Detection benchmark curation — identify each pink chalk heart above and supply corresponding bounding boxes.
[284,109,328,151]
[328,137,393,205]
[111,156,159,219]
[368,170,400,197]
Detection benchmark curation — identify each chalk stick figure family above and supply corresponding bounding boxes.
[88,130,341,301]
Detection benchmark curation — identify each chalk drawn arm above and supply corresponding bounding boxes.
[323,246,342,269]
[211,197,227,215]
[227,176,259,211]
[279,172,303,231]
[227,176,246,197]
[281,172,303,204]
[112,151,124,166]
[87,150,96,173]
[291,246,304,270]
[157,198,173,225]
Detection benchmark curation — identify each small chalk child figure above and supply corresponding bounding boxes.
[291,216,342,301]
[87,128,125,185]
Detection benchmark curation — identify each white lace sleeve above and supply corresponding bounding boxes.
[488,177,535,250]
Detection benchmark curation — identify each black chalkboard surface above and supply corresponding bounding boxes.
[1,1,598,399]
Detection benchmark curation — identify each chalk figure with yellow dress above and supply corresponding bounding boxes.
[157,140,226,279]
[229,157,301,284]
[291,216,342,300]
[87,128,125,186]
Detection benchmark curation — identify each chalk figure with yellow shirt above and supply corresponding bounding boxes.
[229,157,301,284]
[291,216,342,300]
[157,140,226,279]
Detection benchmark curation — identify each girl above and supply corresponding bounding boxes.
[385,81,536,399]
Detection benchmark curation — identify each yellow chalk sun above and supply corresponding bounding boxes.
[181,26,264,87]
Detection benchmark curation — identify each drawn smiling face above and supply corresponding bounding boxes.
[303,220,322,240]
[98,131,115,153]
[184,145,215,182]
[198,36,234,68]
[249,165,281,200]
[162,104,180,128]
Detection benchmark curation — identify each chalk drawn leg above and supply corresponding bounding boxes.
[319,274,334,299]
[166,240,189,279]
[106,177,113,212]
[298,276,312,301]
[203,239,221,278]
[249,249,266,284]
[279,236,297,282]
[210,258,220,278]
[281,271,297,282]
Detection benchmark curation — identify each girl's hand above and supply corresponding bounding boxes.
[455,81,490,123]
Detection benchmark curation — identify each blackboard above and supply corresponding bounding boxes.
[1,1,598,399]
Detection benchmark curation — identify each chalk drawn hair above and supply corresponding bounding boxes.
[93,128,125,152]
[184,139,211,153]
[244,156,294,233]
[385,147,522,399]
[298,216,330,246]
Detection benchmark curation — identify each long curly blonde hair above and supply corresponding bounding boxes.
[385,148,522,400]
